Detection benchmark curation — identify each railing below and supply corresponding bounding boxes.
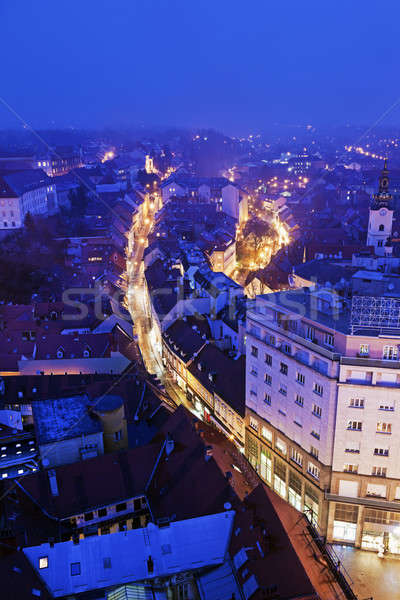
[341,356,400,369]
[303,509,359,600]
[247,310,340,362]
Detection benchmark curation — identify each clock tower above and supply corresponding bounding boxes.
[367,159,394,256]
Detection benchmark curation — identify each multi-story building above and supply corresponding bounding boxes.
[245,287,400,554]
[36,146,82,177]
[0,169,57,230]
[245,290,340,530]
[186,343,246,448]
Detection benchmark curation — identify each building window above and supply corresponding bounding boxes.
[276,438,287,455]
[344,464,358,473]
[347,421,362,431]
[265,374,272,386]
[349,398,364,408]
[282,342,291,354]
[306,326,315,341]
[279,383,287,396]
[313,383,323,396]
[261,426,272,443]
[84,511,94,521]
[376,422,392,434]
[249,416,258,432]
[98,508,107,517]
[114,429,123,441]
[383,345,398,360]
[264,393,271,405]
[374,448,389,456]
[265,353,272,366]
[379,404,394,411]
[280,362,288,375]
[311,430,320,440]
[71,562,81,576]
[251,345,258,358]
[39,557,48,569]
[379,224,385,231]
[103,557,112,569]
[290,448,303,466]
[307,462,320,480]
[295,394,304,407]
[312,404,322,418]
[372,466,387,477]
[310,445,319,459]
[116,502,127,512]
[359,344,369,356]
[296,372,305,385]
[250,367,258,377]
[324,332,334,347]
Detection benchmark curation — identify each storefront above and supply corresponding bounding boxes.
[332,504,358,543]
[362,508,400,555]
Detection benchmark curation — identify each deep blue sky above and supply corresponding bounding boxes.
[1,0,400,134]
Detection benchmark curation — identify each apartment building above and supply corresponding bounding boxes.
[245,288,400,553]
[328,331,400,554]
[245,289,340,531]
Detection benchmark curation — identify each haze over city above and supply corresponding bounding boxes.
[2,1,400,132]
[2,4,400,600]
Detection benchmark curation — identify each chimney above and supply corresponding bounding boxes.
[48,469,59,497]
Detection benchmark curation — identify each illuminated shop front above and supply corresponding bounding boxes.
[361,509,400,555]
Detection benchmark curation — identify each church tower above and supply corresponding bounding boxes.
[367,159,394,256]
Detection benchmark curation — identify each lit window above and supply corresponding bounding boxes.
[377,422,392,434]
[39,557,48,569]
[249,417,258,432]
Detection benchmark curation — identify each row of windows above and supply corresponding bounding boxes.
[249,417,321,466]
[347,421,392,433]
[344,464,387,477]
[251,367,324,397]
[261,391,322,418]
[359,343,398,360]
[348,398,394,411]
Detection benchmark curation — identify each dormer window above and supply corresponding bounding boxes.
[379,224,385,231]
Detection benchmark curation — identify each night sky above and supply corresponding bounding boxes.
[1,0,400,133]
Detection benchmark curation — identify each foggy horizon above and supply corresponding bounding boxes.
[2,0,400,134]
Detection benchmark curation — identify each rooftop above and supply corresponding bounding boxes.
[24,511,235,597]
[32,394,103,445]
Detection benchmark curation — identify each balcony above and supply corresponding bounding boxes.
[247,311,340,363]
[325,492,400,512]
[341,356,400,370]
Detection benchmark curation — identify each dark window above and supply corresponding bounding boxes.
[71,562,81,576]
[103,557,112,569]
[280,362,288,375]
[98,508,107,518]
[84,511,94,521]
[133,498,142,511]
[116,502,127,512]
